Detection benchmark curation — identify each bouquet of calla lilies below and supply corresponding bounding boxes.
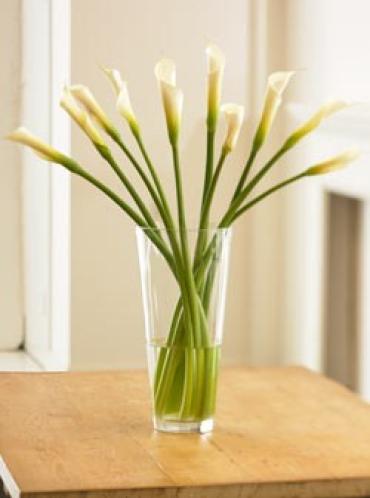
[8,45,359,428]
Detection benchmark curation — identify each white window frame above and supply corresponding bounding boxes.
[21,0,71,371]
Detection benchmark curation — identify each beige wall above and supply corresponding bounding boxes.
[70,0,259,369]
[0,0,23,349]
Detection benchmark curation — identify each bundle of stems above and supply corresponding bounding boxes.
[8,45,359,422]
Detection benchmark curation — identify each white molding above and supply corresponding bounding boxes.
[47,0,71,371]
[284,104,370,399]
[22,0,71,371]
[0,351,40,372]
[0,456,20,498]
[287,103,370,142]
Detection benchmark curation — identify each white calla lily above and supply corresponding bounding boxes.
[69,84,113,134]
[103,67,124,94]
[103,67,139,134]
[60,87,105,146]
[6,127,66,162]
[155,58,183,145]
[253,71,295,150]
[221,103,245,152]
[284,100,349,149]
[117,83,138,133]
[206,44,225,130]
[307,149,359,176]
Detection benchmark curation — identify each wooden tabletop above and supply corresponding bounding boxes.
[0,367,370,498]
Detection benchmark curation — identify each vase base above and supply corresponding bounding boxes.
[154,416,214,434]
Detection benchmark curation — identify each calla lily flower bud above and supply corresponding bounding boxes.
[253,71,294,151]
[6,127,67,163]
[206,44,225,131]
[103,67,124,94]
[155,59,183,145]
[117,84,139,134]
[60,87,105,146]
[306,149,359,175]
[103,67,139,134]
[69,84,114,135]
[284,100,349,150]
[221,103,244,152]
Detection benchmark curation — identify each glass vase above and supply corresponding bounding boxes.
[136,227,232,433]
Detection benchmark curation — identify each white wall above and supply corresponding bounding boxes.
[0,0,23,349]
[70,0,256,369]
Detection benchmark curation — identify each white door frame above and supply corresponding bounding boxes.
[283,106,370,400]
[22,0,71,370]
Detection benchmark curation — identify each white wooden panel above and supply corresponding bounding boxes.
[47,0,71,370]
[22,0,71,370]
[22,0,52,362]
[0,0,23,349]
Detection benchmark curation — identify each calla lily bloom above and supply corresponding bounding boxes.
[221,103,244,152]
[69,84,113,134]
[103,67,139,134]
[103,67,124,94]
[6,127,66,163]
[253,71,295,151]
[60,87,105,146]
[284,100,349,149]
[306,149,359,175]
[117,84,139,133]
[155,58,183,145]
[206,44,225,130]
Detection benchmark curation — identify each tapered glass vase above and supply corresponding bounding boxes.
[136,227,232,433]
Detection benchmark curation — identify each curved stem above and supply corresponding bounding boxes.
[171,145,199,347]
[231,145,258,201]
[109,132,191,295]
[60,158,178,278]
[134,133,184,264]
[228,171,307,225]
[202,129,215,205]
[199,147,228,228]
[135,134,175,223]
[113,136,170,219]
[95,144,157,227]
[192,147,228,284]
[220,146,286,226]
[192,129,216,290]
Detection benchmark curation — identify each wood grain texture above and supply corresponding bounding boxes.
[0,367,370,498]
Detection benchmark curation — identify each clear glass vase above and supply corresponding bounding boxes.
[136,227,232,433]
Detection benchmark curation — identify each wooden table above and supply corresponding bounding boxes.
[0,367,370,498]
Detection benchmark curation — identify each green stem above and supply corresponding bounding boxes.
[172,145,200,347]
[199,147,228,229]
[228,172,307,224]
[135,133,176,225]
[110,131,189,305]
[202,129,215,204]
[113,136,171,222]
[106,131,188,281]
[231,145,258,201]
[134,132,185,275]
[60,158,178,277]
[221,146,287,227]
[95,144,157,227]
[192,130,216,293]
